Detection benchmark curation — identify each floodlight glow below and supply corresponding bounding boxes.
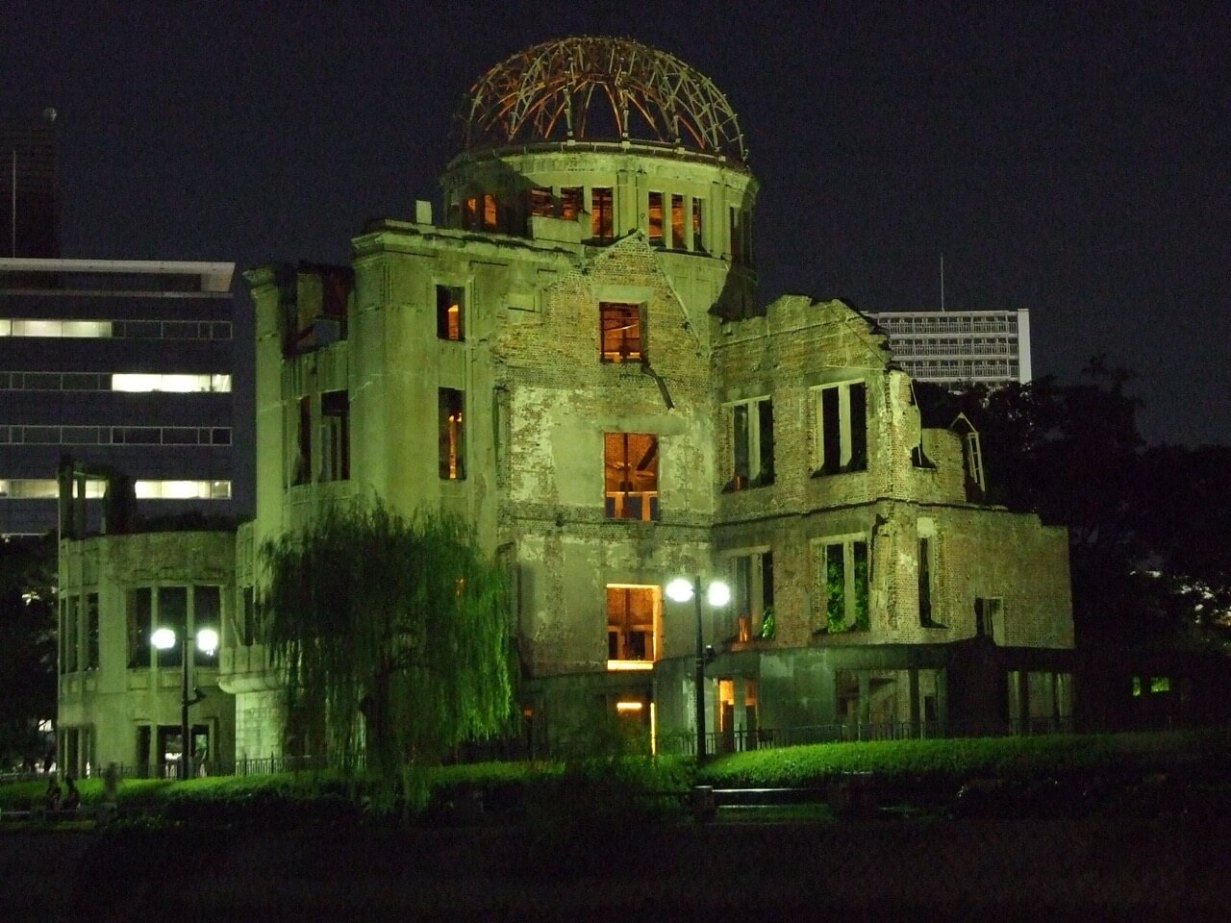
[196,628,219,655]
[151,627,177,650]
[706,581,731,607]
[665,577,694,603]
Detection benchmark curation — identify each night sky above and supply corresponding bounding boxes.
[4,1,1228,447]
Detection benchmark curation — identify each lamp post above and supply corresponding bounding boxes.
[151,626,218,779]
[665,575,730,762]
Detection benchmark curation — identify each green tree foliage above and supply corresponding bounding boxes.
[0,535,57,770]
[259,502,512,808]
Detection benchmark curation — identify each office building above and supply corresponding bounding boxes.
[1,258,237,536]
[866,309,1032,387]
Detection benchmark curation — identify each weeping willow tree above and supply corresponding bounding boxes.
[260,500,512,808]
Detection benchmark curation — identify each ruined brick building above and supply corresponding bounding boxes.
[58,36,1074,772]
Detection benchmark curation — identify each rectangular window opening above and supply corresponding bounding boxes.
[671,194,685,249]
[599,302,643,363]
[320,390,350,482]
[648,192,664,246]
[726,396,774,490]
[591,187,614,241]
[435,285,465,341]
[607,585,661,667]
[604,432,659,521]
[814,381,868,475]
[439,388,465,480]
[818,539,870,633]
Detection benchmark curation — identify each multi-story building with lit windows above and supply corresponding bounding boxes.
[0,258,237,535]
[865,308,1032,387]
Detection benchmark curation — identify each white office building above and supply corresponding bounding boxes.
[865,308,1032,388]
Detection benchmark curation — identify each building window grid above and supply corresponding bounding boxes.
[0,319,232,340]
[0,425,231,446]
[0,371,232,392]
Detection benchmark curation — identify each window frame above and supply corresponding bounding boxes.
[599,302,644,363]
[603,432,660,522]
[725,396,774,490]
[812,380,869,475]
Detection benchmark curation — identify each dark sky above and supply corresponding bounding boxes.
[4,1,1228,447]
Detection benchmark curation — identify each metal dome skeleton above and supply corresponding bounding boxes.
[455,36,748,163]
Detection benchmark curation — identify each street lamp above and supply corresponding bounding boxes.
[665,576,730,762]
[151,626,218,779]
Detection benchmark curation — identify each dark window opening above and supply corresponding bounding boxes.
[293,395,311,485]
[127,588,152,668]
[85,593,99,670]
[728,397,774,490]
[604,433,659,521]
[919,537,939,627]
[321,390,349,482]
[815,381,868,475]
[439,388,465,480]
[241,587,256,647]
[600,302,643,362]
[692,197,705,251]
[436,285,464,341]
[974,596,1002,641]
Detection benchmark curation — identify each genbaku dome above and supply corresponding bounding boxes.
[56,36,1074,776]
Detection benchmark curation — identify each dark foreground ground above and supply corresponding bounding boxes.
[2,815,1228,922]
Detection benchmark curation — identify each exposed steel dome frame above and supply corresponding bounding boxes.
[455,36,748,163]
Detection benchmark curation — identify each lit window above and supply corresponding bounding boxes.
[599,302,642,363]
[462,194,498,231]
[439,388,465,480]
[604,433,659,521]
[111,373,231,393]
[560,187,582,221]
[528,187,553,217]
[436,285,464,341]
[591,187,614,241]
[813,381,868,475]
[607,585,661,667]
[648,192,664,246]
[132,480,232,499]
[726,396,774,490]
[815,537,870,633]
[671,195,685,249]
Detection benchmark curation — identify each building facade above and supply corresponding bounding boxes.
[60,36,1074,770]
[228,37,1073,760]
[865,308,1032,388]
[56,526,236,778]
[1,258,238,536]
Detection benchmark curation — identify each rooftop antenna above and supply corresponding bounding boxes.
[940,252,945,312]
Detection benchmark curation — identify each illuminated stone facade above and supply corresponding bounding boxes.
[60,37,1075,768]
[230,37,1074,757]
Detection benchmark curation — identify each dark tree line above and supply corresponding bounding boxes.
[0,534,57,771]
[916,359,1231,654]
